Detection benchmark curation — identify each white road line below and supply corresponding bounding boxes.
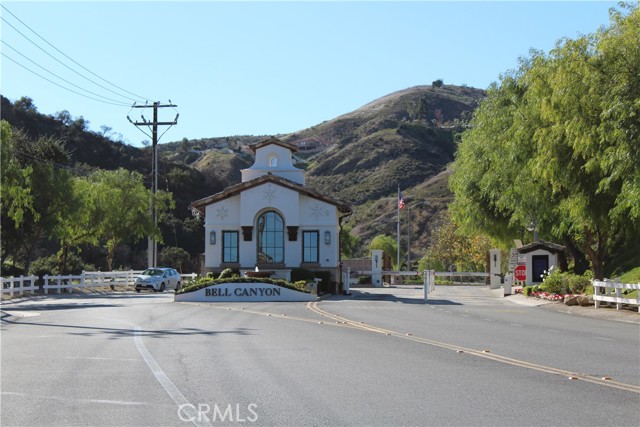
[593,337,614,341]
[1,391,148,406]
[1,311,41,317]
[511,323,525,327]
[65,356,141,361]
[134,327,212,427]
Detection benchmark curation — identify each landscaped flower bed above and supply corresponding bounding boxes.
[530,291,573,302]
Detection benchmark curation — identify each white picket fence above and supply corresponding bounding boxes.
[1,270,198,296]
[593,279,640,313]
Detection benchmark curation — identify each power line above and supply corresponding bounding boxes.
[0,8,149,104]
[1,52,130,107]
[2,41,132,106]
[1,17,139,104]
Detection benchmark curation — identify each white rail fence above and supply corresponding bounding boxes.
[434,271,490,284]
[0,275,38,297]
[1,271,198,296]
[593,280,640,313]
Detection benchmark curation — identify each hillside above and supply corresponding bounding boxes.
[187,84,485,260]
[283,85,484,258]
[2,84,484,271]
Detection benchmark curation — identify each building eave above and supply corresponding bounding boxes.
[517,240,566,254]
[249,137,298,153]
[189,174,352,215]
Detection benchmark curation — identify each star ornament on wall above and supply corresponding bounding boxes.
[263,185,277,203]
[216,206,229,220]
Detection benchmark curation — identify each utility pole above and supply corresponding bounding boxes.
[128,101,178,268]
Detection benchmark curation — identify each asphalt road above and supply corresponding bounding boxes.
[1,286,638,427]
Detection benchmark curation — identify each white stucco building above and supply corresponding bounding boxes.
[517,240,566,285]
[190,138,352,284]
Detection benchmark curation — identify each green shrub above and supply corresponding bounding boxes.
[313,271,332,294]
[176,276,311,295]
[290,268,315,283]
[29,253,95,276]
[540,272,567,294]
[218,268,238,279]
[358,275,371,284]
[523,286,534,297]
[540,267,592,295]
[567,274,591,294]
[292,280,309,293]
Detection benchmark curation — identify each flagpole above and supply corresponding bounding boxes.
[397,185,401,271]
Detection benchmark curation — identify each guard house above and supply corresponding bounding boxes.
[190,138,352,283]
[517,240,566,284]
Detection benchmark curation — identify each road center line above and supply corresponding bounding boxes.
[306,302,640,395]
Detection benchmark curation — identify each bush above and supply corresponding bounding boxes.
[313,271,332,294]
[290,268,315,283]
[567,274,591,294]
[29,253,95,276]
[539,268,568,294]
[539,267,592,295]
[159,246,192,272]
[176,276,310,295]
[523,286,534,297]
[358,275,371,285]
[218,268,239,279]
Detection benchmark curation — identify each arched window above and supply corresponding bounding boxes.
[269,155,278,168]
[257,210,284,263]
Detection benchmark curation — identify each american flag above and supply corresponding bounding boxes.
[398,192,405,209]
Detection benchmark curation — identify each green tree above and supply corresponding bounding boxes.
[159,246,191,273]
[370,234,401,269]
[450,4,640,279]
[2,126,74,273]
[0,121,35,229]
[51,177,100,274]
[421,211,493,272]
[89,168,174,270]
[340,225,360,258]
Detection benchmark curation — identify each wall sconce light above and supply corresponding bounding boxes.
[324,231,331,245]
[209,230,216,245]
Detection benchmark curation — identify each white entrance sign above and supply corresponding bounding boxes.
[489,249,501,289]
[174,283,315,303]
[371,249,383,288]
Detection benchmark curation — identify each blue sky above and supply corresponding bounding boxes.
[1,1,618,147]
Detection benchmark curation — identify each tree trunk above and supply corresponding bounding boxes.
[582,230,606,280]
[563,236,590,275]
[58,244,68,276]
